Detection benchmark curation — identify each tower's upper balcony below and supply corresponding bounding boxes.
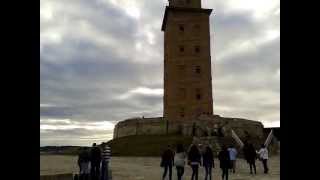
[168,0,201,9]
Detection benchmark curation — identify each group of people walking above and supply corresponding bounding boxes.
[161,142,269,180]
[76,143,111,180]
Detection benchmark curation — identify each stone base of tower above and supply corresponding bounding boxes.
[113,114,264,140]
[111,115,279,156]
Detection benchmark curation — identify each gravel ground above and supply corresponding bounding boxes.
[41,155,279,180]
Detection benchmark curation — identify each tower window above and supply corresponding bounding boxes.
[179,46,185,52]
[179,25,184,32]
[196,88,201,100]
[195,46,200,53]
[180,107,185,118]
[195,66,201,74]
[196,94,201,100]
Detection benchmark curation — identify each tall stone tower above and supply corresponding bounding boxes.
[162,0,214,122]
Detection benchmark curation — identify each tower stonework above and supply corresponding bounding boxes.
[168,0,201,8]
[162,0,214,122]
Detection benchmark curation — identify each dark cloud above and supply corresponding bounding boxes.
[40,106,74,118]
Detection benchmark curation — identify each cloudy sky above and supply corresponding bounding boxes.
[40,0,280,146]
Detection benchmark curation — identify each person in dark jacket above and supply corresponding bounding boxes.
[90,143,102,180]
[74,174,79,180]
[243,142,257,174]
[78,147,90,180]
[202,146,214,180]
[188,144,201,180]
[161,145,174,180]
[218,145,230,180]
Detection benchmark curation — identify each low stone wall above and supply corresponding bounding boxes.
[113,117,166,138]
[113,114,264,140]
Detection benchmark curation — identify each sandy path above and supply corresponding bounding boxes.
[41,155,279,180]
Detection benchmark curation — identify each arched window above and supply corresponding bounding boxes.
[195,46,200,53]
[195,66,201,74]
[180,107,185,118]
[179,45,185,52]
[179,24,184,32]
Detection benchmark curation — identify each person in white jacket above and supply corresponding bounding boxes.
[228,145,237,173]
[257,144,269,174]
[174,144,186,180]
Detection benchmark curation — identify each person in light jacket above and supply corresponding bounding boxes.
[174,144,186,180]
[257,144,269,174]
[227,145,237,173]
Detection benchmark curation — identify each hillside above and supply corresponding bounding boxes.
[40,146,87,155]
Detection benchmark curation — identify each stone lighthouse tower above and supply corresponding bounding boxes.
[162,0,214,122]
[113,0,266,141]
